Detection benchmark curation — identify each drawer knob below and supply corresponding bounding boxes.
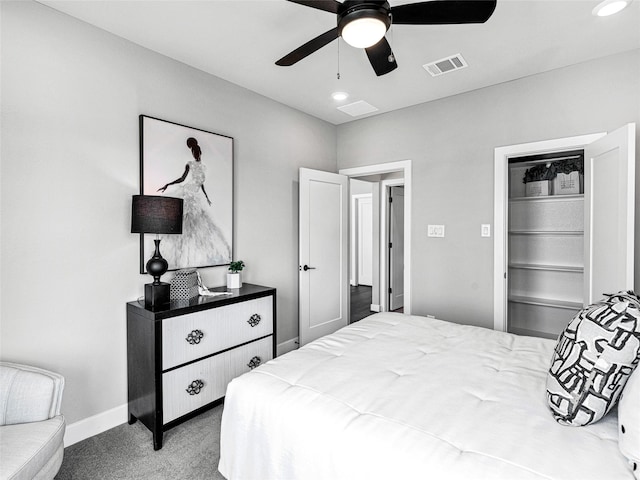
[186,379,204,395]
[185,329,204,345]
[247,314,262,327]
[247,356,262,370]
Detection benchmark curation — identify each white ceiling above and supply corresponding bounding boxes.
[40,0,640,125]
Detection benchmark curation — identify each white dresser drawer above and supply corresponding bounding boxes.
[162,336,272,424]
[162,296,273,370]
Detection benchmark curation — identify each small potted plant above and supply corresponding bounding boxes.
[552,158,584,195]
[523,164,554,197]
[227,260,245,289]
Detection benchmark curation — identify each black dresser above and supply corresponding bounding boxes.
[126,283,276,449]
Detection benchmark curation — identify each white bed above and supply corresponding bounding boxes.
[218,313,633,479]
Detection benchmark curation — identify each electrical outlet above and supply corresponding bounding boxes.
[428,225,445,237]
[481,224,491,237]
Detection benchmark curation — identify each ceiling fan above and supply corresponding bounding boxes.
[276,0,497,76]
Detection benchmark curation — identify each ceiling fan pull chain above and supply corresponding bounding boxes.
[336,38,341,80]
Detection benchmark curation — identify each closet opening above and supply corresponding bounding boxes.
[507,149,585,339]
[494,125,634,337]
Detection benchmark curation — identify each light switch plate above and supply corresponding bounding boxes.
[481,224,491,237]
[428,225,445,237]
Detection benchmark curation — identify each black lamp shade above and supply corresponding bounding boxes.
[131,195,183,234]
[131,195,183,310]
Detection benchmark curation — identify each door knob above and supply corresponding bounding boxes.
[302,265,316,271]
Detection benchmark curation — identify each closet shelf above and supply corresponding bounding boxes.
[509,194,584,203]
[509,263,584,273]
[508,326,560,340]
[508,230,583,236]
[508,295,582,310]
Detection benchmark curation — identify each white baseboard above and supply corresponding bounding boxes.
[277,337,299,356]
[65,339,300,447]
[370,304,381,312]
[64,403,128,447]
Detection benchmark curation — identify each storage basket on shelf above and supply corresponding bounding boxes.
[523,164,553,197]
[523,158,583,197]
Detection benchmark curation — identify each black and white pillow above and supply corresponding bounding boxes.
[619,368,640,479]
[546,291,640,426]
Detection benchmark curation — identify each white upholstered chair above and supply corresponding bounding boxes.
[0,362,65,480]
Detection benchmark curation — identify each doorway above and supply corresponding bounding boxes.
[348,178,405,323]
[349,178,405,323]
[340,160,412,316]
[350,180,375,323]
[298,161,412,346]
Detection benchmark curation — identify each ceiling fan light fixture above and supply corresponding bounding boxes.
[277,0,497,76]
[341,17,387,48]
[592,0,631,16]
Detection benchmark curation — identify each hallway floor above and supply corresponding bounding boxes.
[350,285,404,324]
[350,285,373,323]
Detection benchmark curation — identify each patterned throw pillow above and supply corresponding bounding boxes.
[619,368,640,479]
[546,291,640,426]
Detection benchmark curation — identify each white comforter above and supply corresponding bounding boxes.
[218,313,632,480]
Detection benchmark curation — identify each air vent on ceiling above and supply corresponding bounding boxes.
[423,53,468,77]
[337,100,379,117]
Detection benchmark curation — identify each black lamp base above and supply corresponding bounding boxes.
[145,282,170,310]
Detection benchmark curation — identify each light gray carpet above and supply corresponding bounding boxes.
[55,405,226,480]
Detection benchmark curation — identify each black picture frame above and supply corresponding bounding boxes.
[139,115,233,273]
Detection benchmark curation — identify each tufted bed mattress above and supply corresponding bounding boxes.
[218,312,633,479]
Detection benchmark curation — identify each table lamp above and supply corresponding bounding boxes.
[131,195,183,309]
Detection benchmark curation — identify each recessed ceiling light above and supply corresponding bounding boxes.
[592,0,631,16]
[332,92,349,101]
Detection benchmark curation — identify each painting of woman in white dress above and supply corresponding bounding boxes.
[140,116,233,271]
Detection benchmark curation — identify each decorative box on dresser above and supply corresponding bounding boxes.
[127,283,276,450]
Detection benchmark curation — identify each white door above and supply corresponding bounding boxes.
[299,168,349,346]
[389,186,405,310]
[357,196,373,286]
[584,123,635,304]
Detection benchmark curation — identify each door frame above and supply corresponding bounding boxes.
[340,160,412,315]
[493,132,604,332]
[383,180,405,311]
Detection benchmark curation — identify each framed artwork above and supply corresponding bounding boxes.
[139,115,233,272]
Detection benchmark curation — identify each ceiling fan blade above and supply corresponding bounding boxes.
[391,0,497,25]
[286,0,341,14]
[276,27,340,66]
[365,37,398,76]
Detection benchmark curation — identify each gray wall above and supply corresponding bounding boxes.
[0,1,336,424]
[337,49,640,329]
[2,0,639,431]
